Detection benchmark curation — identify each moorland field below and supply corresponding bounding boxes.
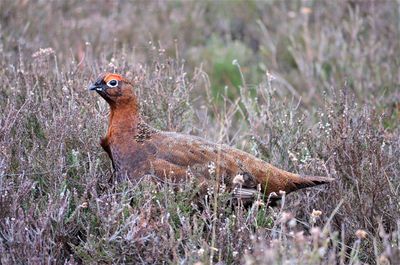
[0,1,399,264]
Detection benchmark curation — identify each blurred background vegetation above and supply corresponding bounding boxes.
[1,0,399,264]
[2,0,399,107]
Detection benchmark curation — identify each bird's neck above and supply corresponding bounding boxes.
[107,101,140,138]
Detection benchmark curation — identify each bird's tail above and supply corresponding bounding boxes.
[232,171,333,205]
[285,174,334,193]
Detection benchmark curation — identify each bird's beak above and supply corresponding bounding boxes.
[88,83,103,92]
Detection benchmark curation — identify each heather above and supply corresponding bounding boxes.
[0,1,399,264]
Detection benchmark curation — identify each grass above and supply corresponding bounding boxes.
[1,1,399,264]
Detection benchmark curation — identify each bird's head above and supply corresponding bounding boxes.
[88,73,136,107]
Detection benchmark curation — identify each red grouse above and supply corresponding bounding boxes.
[89,73,333,203]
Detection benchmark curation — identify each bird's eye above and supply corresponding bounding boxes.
[107,79,118,87]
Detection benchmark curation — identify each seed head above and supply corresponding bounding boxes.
[311,209,322,218]
[232,174,244,185]
[355,229,367,239]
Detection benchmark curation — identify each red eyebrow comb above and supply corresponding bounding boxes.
[103,73,125,83]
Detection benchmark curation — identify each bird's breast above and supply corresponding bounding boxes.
[109,139,157,178]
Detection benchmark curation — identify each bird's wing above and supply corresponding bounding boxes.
[143,131,333,195]
[143,132,263,192]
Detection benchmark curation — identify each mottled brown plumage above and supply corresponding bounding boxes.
[89,73,333,203]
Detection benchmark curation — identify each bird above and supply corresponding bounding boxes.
[89,73,333,204]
